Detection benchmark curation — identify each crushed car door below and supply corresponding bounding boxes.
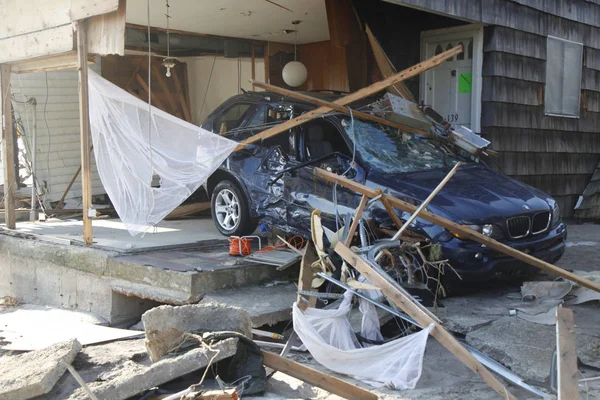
[284,119,366,236]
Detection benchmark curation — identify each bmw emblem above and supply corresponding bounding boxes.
[523,204,530,210]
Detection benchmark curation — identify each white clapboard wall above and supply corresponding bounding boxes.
[2,65,106,208]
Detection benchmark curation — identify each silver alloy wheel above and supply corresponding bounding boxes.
[215,188,240,231]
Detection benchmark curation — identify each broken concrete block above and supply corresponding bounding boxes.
[466,316,555,383]
[142,301,252,362]
[69,337,238,400]
[0,338,81,400]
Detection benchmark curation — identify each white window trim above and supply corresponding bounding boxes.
[544,35,583,118]
[420,24,484,133]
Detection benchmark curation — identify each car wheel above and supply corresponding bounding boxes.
[211,180,256,236]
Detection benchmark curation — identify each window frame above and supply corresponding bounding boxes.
[544,35,584,118]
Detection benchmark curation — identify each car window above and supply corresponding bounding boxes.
[213,103,253,134]
[344,119,458,173]
[304,120,350,161]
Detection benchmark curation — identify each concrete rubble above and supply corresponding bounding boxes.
[0,339,81,400]
[142,300,252,362]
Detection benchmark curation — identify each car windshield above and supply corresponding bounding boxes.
[343,119,458,174]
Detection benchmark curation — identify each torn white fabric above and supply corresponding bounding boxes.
[293,291,433,389]
[88,70,237,235]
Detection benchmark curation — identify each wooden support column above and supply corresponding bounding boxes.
[76,21,93,245]
[1,64,16,229]
[556,306,579,400]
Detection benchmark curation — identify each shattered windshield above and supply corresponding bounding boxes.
[343,119,458,174]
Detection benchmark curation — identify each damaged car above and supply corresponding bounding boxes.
[201,91,567,283]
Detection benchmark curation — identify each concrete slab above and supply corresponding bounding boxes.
[142,302,252,362]
[0,305,142,351]
[0,339,81,400]
[47,337,238,400]
[466,316,555,383]
[202,283,297,328]
[5,218,223,251]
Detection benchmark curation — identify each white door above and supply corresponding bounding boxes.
[421,25,483,132]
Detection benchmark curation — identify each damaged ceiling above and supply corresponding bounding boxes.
[125,0,330,45]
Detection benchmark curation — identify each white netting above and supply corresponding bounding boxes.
[293,291,433,389]
[88,70,238,235]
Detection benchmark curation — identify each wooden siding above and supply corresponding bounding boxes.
[1,68,105,207]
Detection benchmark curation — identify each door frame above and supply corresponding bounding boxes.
[420,24,484,133]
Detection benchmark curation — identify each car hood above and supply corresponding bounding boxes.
[369,164,552,224]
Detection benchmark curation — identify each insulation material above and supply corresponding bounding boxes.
[88,70,237,235]
[293,291,433,389]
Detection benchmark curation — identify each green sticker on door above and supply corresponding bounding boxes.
[459,72,472,94]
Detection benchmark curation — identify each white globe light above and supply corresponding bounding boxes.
[282,61,308,87]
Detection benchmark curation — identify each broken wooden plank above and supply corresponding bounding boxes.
[251,80,432,137]
[135,73,166,110]
[556,305,579,400]
[345,194,369,246]
[365,24,415,102]
[262,350,377,400]
[165,202,210,219]
[380,193,403,230]
[298,240,319,308]
[314,167,600,294]
[237,44,463,151]
[196,388,238,400]
[334,242,515,399]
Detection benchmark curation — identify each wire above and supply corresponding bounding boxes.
[199,51,217,121]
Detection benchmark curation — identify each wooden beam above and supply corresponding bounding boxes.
[365,24,415,102]
[0,24,75,64]
[126,23,267,46]
[135,73,166,111]
[264,43,271,84]
[152,64,180,116]
[556,306,579,400]
[251,80,432,137]
[9,52,95,74]
[345,194,369,246]
[76,21,93,245]
[85,0,126,56]
[262,350,377,400]
[1,64,16,229]
[298,240,318,308]
[251,43,256,91]
[55,146,93,210]
[238,44,462,150]
[334,242,515,399]
[380,193,403,230]
[314,167,600,294]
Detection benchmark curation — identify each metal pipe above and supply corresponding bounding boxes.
[29,99,37,221]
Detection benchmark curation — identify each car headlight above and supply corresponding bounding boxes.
[551,203,561,227]
[449,224,504,240]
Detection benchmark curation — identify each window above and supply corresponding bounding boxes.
[545,36,583,117]
[213,103,253,134]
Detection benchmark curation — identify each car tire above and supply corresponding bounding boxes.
[211,180,256,236]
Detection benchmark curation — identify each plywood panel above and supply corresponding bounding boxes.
[297,41,349,92]
[0,25,75,64]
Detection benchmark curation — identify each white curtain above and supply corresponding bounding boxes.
[87,70,238,235]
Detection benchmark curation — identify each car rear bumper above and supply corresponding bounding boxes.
[440,223,567,282]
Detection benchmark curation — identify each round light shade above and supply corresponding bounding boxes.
[282,61,308,87]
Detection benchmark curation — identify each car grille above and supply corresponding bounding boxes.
[506,216,531,239]
[531,211,551,234]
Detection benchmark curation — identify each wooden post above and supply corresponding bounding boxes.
[76,21,93,245]
[1,64,16,229]
[334,242,515,399]
[344,194,369,246]
[556,306,579,400]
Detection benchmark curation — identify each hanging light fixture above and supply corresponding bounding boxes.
[162,0,177,78]
[282,20,308,87]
